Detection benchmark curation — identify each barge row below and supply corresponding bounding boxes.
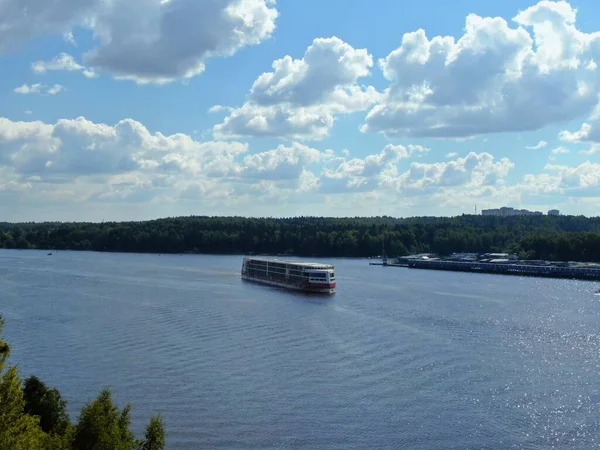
[406,259,600,281]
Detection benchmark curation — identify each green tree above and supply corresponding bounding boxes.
[0,316,47,450]
[23,375,70,436]
[72,388,136,450]
[2,214,600,261]
[0,315,167,450]
[139,415,165,450]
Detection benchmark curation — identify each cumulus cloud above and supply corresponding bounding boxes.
[0,0,97,53]
[0,120,517,204]
[559,116,600,143]
[526,140,548,149]
[47,84,65,95]
[1,0,278,84]
[504,160,600,208]
[213,36,379,140]
[545,161,600,193]
[1,114,599,218]
[87,0,278,83]
[234,142,326,181]
[0,116,250,183]
[388,152,515,195]
[361,0,600,139]
[14,84,43,95]
[579,143,600,155]
[13,83,64,95]
[32,53,83,73]
[0,115,338,208]
[318,144,430,193]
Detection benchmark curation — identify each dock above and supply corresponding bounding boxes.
[406,259,600,281]
[369,253,600,281]
[369,262,408,267]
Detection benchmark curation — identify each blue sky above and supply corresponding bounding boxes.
[1,0,599,221]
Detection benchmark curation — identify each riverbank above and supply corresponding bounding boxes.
[2,215,600,263]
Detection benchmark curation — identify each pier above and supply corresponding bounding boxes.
[369,252,600,281]
[406,259,600,281]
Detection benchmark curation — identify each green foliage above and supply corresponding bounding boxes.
[71,389,165,450]
[0,366,47,450]
[0,316,47,449]
[139,415,165,450]
[0,316,9,369]
[1,214,600,261]
[23,376,70,436]
[0,316,166,450]
[72,389,136,450]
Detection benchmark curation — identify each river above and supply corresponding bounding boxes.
[1,249,599,449]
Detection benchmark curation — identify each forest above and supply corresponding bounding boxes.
[1,214,600,262]
[0,315,166,449]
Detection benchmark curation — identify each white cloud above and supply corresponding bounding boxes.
[234,142,326,181]
[212,36,379,140]
[394,158,600,214]
[318,144,431,194]
[87,0,278,84]
[0,113,598,219]
[1,113,506,215]
[388,151,515,195]
[0,0,97,53]
[361,1,600,139]
[0,115,338,209]
[510,161,600,207]
[525,140,548,149]
[559,115,600,143]
[545,161,600,192]
[47,84,65,95]
[580,143,600,155]
[32,53,83,73]
[14,83,65,95]
[63,32,76,46]
[0,116,249,181]
[1,0,278,84]
[551,145,569,154]
[82,69,99,79]
[14,84,43,95]
[446,152,458,158]
[30,52,99,79]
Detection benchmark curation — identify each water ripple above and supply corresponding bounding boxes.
[1,250,600,449]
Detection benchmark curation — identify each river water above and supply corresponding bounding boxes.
[1,249,599,449]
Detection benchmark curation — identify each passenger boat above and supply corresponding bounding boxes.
[241,256,336,294]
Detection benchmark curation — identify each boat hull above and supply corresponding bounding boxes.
[241,274,336,294]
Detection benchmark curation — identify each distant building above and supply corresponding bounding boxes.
[548,209,560,216]
[481,206,543,217]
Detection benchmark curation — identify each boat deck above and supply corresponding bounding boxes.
[245,256,334,269]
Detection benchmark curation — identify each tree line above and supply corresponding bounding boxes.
[1,214,599,262]
[0,315,165,450]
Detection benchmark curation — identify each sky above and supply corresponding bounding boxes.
[1,0,600,222]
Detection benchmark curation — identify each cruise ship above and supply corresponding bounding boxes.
[241,256,336,294]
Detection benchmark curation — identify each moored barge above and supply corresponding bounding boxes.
[406,259,600,281]
[241,257,336,294]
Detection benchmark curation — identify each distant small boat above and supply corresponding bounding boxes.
[47,253,52,256]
